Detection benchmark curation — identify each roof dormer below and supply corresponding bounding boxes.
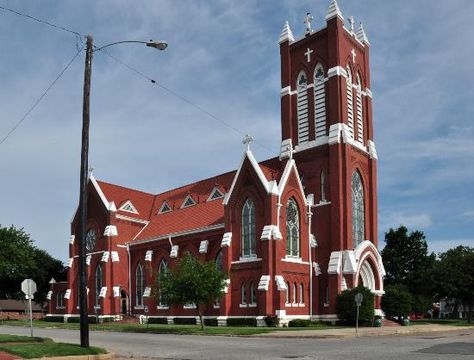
[207,186,225,201]
[118,200,138,214]
[181,195,196,208]
[158,201,172,214]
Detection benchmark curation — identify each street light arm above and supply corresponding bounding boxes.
[94,40,167,52]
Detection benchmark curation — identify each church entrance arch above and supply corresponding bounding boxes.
[120,290,129,315]
[358,260,376,291]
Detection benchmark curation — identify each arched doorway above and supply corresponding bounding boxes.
[358,260,376,291]
[120,290,128,315]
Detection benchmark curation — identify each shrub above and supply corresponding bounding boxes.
[288,319,312,327]
[226,318,257,327]
[336,285,374,325]
[264,315,279,327]
[204,318,218,326]
[381,285,412,320]
[173,317,196,325]
[45,315,64,323]
[148,317,168,324]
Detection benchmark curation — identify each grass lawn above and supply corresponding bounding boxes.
[411,319,473,327]
[0,342,106,359]
[3,319,336,336]
[0,334,48,343]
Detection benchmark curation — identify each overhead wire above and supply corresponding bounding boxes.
[0,46,84,146]
[0,4,277,156]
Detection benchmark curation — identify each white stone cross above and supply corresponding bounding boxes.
[243,134,254,150]
[348,16,355,32]
[304,12,313,33]
[351,48,357,63]
[305,47,313,63]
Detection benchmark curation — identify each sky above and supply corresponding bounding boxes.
[0,0,473,262]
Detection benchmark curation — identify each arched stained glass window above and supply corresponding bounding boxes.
[250,282,256,305]
[241,283,247,305]
[314,64,327,139]
[292,282,297,304]
[215,250,223,271]
[352,171,365,247]
[241,198,256,257]
[299,283,304,304]
[320,170,326,202]
[136,262,144,307]
[297,71,309,144]
[158,259,168,306]
[285,281,290,304]
[286,198,300,257]
[95,263,103,306]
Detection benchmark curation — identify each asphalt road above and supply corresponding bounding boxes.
[1,325,473,360]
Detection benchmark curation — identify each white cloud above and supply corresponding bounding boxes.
[428,239,474,254]
[380,212,433,231]
[463,210,474,221]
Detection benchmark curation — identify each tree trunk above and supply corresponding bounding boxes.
[468,301,472,324]
[197,307,204,330]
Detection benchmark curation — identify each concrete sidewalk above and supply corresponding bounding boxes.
[256,324,474,339]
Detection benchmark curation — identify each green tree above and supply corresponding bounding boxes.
[433,246,474,323]
[381,226,436,313]
[156,252,227,329]
[336,285,374,324]
[381,284,412,320]
[0,225,66,304]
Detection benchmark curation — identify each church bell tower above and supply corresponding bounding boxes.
[278,0,384,315]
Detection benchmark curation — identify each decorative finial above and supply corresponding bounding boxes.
[279,21,295,44]
[304,12,314,34]
[243,134,254,151]
[325,0,343,22]
[348,16,355,32]
[356,22,370,45]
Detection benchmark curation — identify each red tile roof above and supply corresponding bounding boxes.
[95,155,284,243]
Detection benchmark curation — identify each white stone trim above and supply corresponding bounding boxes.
[64,289,71,299]
[281,257,310,265]
[46,290,52,300]
[279,21,295,44]
[69,235,75,245]
[275,275,287,291]
[232,257,262,265]
[367,140,378,159]
[277,159,306,201]
[310,234,317,247]
[145,250,153,262]
[103,225,118,237]
[143,287,152,298]
[294,136,329,153]
[66,258,73,268]
[325,0,343,21]
[101,251,110,263]
[327,65,347,79]
[342,250,357,274]
[313,262,322,276]
[327,251,342,274]
[99,286,107,298]
[258,275,270,291]
[260,225,283,241]
[199,240,209,253]
[170,245,179,258]
[113,286,120,297]
[221,232,232,247]
[111,251,119,262]
[115,214,149,225]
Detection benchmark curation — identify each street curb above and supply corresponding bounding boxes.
[30,352,114,360]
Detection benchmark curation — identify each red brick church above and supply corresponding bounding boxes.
[48,0,385,325]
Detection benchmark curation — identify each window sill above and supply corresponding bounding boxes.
[213,305,220,309]
[285,302,291,307]
[56,306,65,310]
[183,305,197,309]
[239,303,248,308]
[248,303,257,308]
[323,303,329,308]
[157,306,169,310]
[232,257,262,265]
[93,305,101,310]
[134,306,144,310]
[282,257,309,265]
[298,303,305,307]
[315,200,331,207]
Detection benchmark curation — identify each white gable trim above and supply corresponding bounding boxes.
[90,175,116,212]
[277,159,306,201]
[118,200,139,214]
[224,150,277,206]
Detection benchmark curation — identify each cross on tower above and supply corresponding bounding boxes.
[305,48,313,63]
[304,12,313,33]
[242,134,254,151]
[351,48,357,63]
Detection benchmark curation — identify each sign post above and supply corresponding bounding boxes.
[21,279,37,337]
[355,292,363,336]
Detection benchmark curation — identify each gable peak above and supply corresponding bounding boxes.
[279,21,295,44]
[325,0,343,22]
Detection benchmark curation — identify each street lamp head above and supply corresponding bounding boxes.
[146,40,168,51]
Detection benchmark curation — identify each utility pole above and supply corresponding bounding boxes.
[78,34,93,348]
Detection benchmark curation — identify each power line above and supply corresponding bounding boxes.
[97,48,278,156]
[0,46,84,147]
[0,5,83,38]
[1,4,277,156]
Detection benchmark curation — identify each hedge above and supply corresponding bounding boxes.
[336,285,374,325]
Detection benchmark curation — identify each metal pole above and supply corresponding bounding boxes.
[78,34,93,348]
[28,298,33,337]
[356,304,359,335]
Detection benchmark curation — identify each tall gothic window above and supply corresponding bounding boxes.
[356,74,364,143]
[297,71,309,144]
[94,263,102,307]
[241,198,256,257]
[314,64,327,139]
[286,198,300,257]
[352,171,365,247]
[346,65,354,139]
[136,262,144,307]
[299,283,304,304]
[158,259,168,307]
[250,282,256,305]
[215,250,223,271]
[241,283,247,305]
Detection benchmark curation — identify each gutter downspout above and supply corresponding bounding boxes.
[307,199,313,321]
[127,244,131,315]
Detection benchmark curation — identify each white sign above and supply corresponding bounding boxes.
[355,293,363,306]
[21,279,37,300]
